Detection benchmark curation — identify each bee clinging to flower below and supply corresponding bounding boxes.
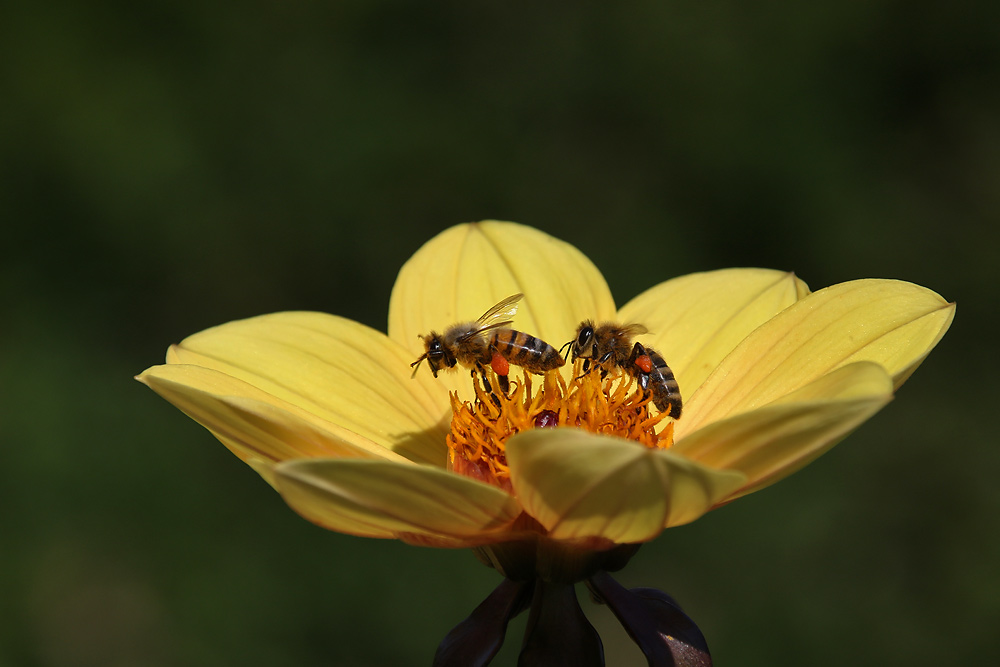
[411,294,565,395]
[567,320,683,419]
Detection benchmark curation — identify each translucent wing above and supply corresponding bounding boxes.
[622,323,649,337]
[478,293,523,326]
[456,293,523,343]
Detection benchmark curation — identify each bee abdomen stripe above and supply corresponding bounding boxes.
[515,335,543,361]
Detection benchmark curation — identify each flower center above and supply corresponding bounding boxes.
[446,362,675,492]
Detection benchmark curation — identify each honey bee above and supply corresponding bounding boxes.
[410,294,564,394]
[567,320,683,418]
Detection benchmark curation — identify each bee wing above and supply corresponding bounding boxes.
[622,323,649,337]
[455,293,523,344]
[478,293,523,326]
[454,319,515,344]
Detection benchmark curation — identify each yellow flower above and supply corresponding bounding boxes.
[137,221,953,571]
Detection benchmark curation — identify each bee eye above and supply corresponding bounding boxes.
[428,339,444,359]
[577,326,593,347]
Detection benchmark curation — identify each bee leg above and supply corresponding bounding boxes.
[496,373,510,395]
[473,365,503,410]
[472,366,492,394]
[594,351,615,379]
[626,343,653,399]
[627,342,642,363]
[637,370,651,394]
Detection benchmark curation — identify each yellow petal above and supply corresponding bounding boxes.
[506,430,746,543]
[679,279,954,435]
[273,459,523,542]
[138,364,409,471]
[673,361,893,500]
[162,311,451,466]
[618,269,810,396]
[388,222,616,395]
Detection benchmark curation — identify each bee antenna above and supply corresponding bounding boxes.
[410,354,426,378]
[558,339,574,361]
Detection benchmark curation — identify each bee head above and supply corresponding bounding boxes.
[410,333,455,378]
[570,320,596,361]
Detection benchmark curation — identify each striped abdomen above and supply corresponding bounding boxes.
[640,347,683,419]
[490,329,565,374]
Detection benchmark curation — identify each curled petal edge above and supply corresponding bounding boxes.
[274,458,523,542]
[507,430,746,543]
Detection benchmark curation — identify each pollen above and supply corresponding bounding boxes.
[446,363,675,492]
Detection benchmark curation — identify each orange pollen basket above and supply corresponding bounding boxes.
[446,362,675,493]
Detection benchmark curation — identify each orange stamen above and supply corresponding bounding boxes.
[446,362,675,491]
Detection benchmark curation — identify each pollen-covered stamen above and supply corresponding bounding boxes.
[446,362,675,492]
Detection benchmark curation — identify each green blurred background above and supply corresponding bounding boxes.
[2,1,996,665]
